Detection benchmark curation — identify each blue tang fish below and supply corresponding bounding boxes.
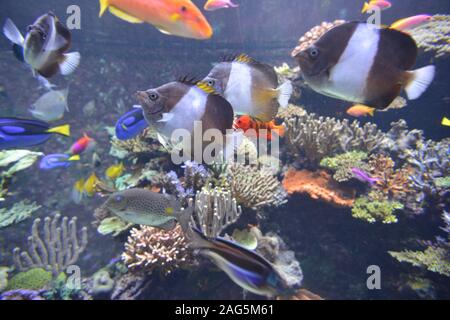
[0,118,70,149]
[115,106,148,140]
[39,153,80,170]
[191,228,294,297]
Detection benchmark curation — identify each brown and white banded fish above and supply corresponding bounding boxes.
[3,12,80,78]
[295,22,435,110]
[203,54,293,122]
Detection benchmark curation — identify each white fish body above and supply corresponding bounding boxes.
[29,88,69,122]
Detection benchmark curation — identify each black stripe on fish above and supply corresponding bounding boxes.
[201,94,234,134]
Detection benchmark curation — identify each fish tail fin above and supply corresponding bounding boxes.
[276,81,293,108]
[176,201,195,235]
[99,0,109,17]
[47,124,70,137]
[369,108,376,117]
[3,18,24,46]
[362,2,369,13]
[68,155,80,161]
[442,117,450,126]
[405,66,435,100]
[59,52,81,76]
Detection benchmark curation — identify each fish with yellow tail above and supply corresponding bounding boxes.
[295,22,435,111]
[204,54,293,122]
[361,0,391,14]
[102,188,193,231]
[98,0,213,40]
[391,15,433,32]
[442,117,450,127]
[105,163,125,180]
[189,227,297,298]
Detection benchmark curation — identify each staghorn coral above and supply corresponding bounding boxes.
[283,168,355,208]
[284,111,386,168]
[227,163,287,210]
[410,15,450,58]
[0,201,41,229]
[291,20,346,58]
[320,151,369,183]
[351,192,404,224]
[122,224,192,275]
[191,185,242,238]
[13,214,88,275]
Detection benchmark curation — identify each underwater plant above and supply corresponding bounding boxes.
[0,201,41,229]
[351,193,404,224]
[320,151,370,183]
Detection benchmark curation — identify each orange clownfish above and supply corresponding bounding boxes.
[233,115,285,141]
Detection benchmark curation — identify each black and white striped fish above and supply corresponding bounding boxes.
[295,22,435,110]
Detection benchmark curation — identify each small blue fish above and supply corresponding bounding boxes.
[115,107,148,141]
[191,228,294,297]
[0,118,70,149]
[39,153,80,170]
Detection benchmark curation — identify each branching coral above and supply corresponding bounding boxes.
[410,15,450,58]
[351,192,404,224]
[13,214,88,275]
[320,151,369,183]
[283,168,356,207]
[0,201,41,229]
[191,185,242,238]
[276,104,307,121]
[284,112,386,168]
[122,224,192,275]
[227,164,287,210]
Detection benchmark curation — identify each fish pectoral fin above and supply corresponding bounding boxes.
[59,52,81,76]
[157,113,174,123]
[155,26,174,36]
[3,18,24,46]
[108,6,144,24]
[45,33,68,52]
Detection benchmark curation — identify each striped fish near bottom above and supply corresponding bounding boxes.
[295,22,435,111]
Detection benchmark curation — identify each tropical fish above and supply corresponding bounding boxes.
[190,227,294,297]
[204,0,239,11]
[71,178,85,204]
[29,89,69,122]
[102,188,191,231]
[361,0,391,14]
[351,168,380,186]
[105,163,125,180]
[346,105,376,117]
[204,54,293,122]
[98,0,213,40]
[0,118,70,149]
[442,117,450,127]
[3,13,81,78]
[233,115,285,141]
[295,22,435,111]
[391,15,433,32]
[136,78,236,156]
[39,154,80,170]
[115,106,148,140]
[70,133,95,155]
[84,173,100,197]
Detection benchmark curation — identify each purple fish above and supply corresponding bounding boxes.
[351,168,380,186]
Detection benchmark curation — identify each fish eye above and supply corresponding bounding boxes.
[149,92,159,101]
[181,6,187,12]
[309,47,320,59]
[207,79,215,87]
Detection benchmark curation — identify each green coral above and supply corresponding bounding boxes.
[0,201,41,228]
[97,217,133,237]
[389,246,450,277]
[7,268,52,291]
[0,267,9,292]
[351,196,403,224]
[320,151,369,182]
[435,177,450,189]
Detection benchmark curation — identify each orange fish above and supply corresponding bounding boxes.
[233,115,285,141]
[391,15,433,32]
[99,0,213,40]
[346,105,376,117]
[361,0,391,14]
[70,133,95,155]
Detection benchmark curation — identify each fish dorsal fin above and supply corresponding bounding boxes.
[222,53,254,64]
[222,53,278,84]
[377,26,418,70]
[177,75,201,86]
[108,6,144,24]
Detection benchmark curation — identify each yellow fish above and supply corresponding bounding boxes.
[442,117,450,127]
[84,173,99,197]
[71,178,85,204]
[346,105,376,117]
[105,163,124,180]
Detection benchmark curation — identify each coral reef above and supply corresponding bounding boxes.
[276,104,307,121]
[410,15,450,58]
[351,192,404,224]
[227,164,287,210]
[291,20,346,58]
[122,224,192,275]
[320,151,369,183]
[0,267,8,292]
[97,216,133,237]
[6,268,52,291]
[0,201,41,229]
[12,214,88,275]
[0,289,46,300]
[191,185,242,238]
[283,168,356,207]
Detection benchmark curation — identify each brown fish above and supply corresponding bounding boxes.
[295,22,435,110]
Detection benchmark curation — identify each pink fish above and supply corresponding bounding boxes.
[362,0,392,14]
[391,15,433,31]
[204,0,239,11]
[351,168,381,186]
